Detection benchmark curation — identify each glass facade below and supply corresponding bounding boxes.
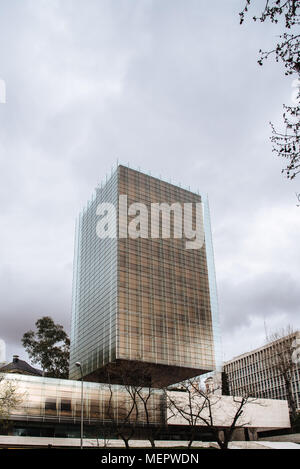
[70,165,221,385]
[69,170,118,381]
[202,195,222,372]
[4,374,164,427]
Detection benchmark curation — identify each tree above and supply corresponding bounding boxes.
[240,1,300,180]
[166,377,259,450]
[105,381,138,449]
[102,362,142,448]
[22,316,70,378]
[265,326,299,424]
[102,362,166,448]
[134,373,166,448]
[0,374,23,431]
[166,379,211,448]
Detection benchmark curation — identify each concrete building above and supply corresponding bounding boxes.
[224,331,300,411]
[69,165,222,385]
[167,390,290,438]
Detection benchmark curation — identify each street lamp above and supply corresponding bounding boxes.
[75,361,84,449]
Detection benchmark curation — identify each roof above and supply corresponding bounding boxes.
[0,358,42,376]
[224,330,300,366]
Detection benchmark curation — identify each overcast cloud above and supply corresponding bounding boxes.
[0,0,299,365]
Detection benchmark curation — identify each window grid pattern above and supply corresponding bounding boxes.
[118,166,217,372]
[4,374,164,425]
[70,165,221,382]
[69,171,118,380]
[224,333,300,410]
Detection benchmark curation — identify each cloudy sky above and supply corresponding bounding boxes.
[0,0,299,366]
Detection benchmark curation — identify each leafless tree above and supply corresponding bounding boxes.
[101,362,167,448]
[166,379,212,448]
[240,1,300,181]
[103,363,141,449]
[135,372,166,448]
[166,377,258,450]
[265,326,299,423]
[0,374,23,431]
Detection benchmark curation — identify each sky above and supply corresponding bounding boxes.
[0,0,299,366]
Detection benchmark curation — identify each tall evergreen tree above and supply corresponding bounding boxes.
[22,316,70,379]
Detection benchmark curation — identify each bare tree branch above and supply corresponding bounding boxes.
[240,0,300,181]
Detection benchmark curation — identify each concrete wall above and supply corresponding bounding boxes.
[167,392,290,430]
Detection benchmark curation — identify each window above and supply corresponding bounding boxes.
[61,399,71,412]
[45,399,57,412]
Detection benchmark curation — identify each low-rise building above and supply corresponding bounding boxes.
[0,373,290,443]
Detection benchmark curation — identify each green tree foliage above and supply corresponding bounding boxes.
[22,316,70,379]
[240,0,300,180]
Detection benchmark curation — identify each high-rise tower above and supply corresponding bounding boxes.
[69,165,221,385]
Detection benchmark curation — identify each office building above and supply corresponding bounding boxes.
[224,331,300,411]
[69,165,221,385]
